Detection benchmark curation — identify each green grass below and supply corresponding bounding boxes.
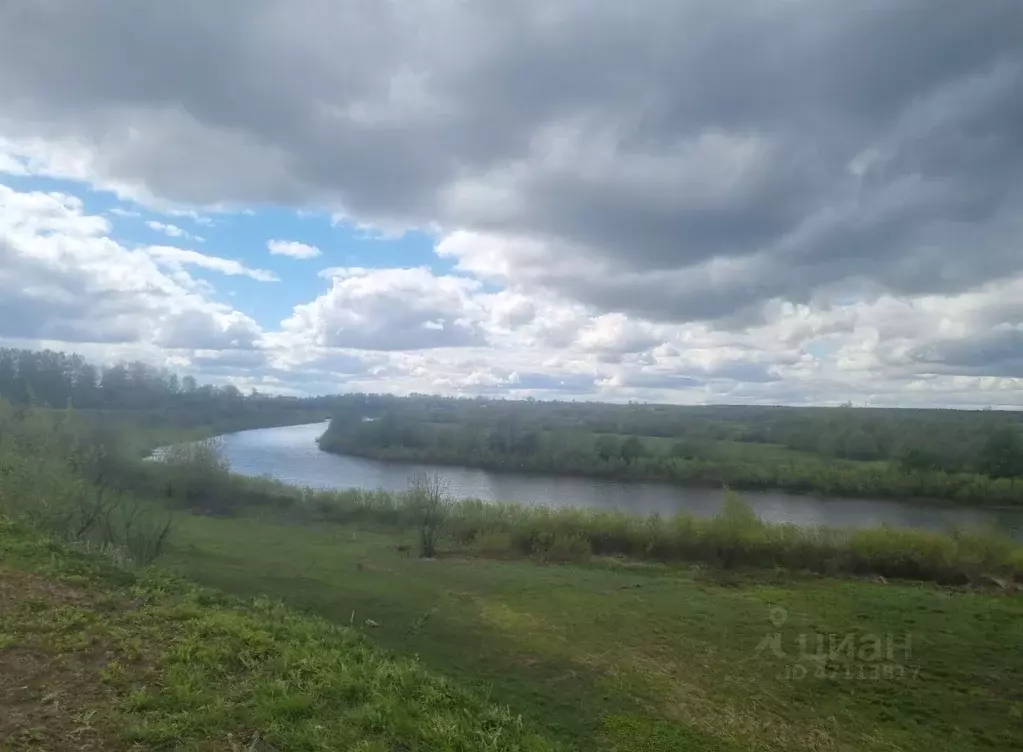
[0,517,559,751]
[158,510,1023,752]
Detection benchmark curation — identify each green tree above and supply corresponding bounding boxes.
[842,428,880,461]
[620,436,646,464]
[594,434,621,462]
[898,447,940,473]
[980,425,1023,478]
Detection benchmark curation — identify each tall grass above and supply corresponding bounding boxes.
[257,481,1022,583]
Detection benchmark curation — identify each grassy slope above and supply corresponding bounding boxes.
[0,518,558,751]
[163,511,1023,752]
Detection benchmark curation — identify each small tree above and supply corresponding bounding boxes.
[980,425,1023,479]
[594,434,621,463]
[403,472,448,558]
[709,490,762,569]
[620,436,646,465]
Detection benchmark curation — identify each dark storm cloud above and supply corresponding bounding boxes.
[909,331,1023,379]
[2,0,1023,323]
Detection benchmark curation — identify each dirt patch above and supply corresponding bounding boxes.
[0,569,127,751]
[0,569,95,614]
[0,647,117,751]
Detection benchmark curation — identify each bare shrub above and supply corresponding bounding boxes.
[401,473,449,558]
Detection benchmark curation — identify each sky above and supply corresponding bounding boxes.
[2,0,1023,408]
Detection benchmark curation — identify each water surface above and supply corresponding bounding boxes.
[209,422,1023,537]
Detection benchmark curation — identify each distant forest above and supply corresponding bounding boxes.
[0,346,245,409]
[319,394,1023,505]
[0,347,330,432]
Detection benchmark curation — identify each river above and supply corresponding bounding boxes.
[208,421,1023,537]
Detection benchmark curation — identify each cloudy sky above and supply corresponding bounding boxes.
[2,0,1023,407]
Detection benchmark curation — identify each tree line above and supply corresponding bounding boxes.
[0,347,252,410]
[318,394,1023,504]
[0,346,341,435]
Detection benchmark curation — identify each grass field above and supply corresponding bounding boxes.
[0,518,559,751]
[159,510,1023,751]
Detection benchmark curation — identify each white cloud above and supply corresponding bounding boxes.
[147,246,279,283]
[166,207,214,225]
[146,220,186,237]
[282,267,486,350]
[268,239,321,259]
[0,182,262,351]
[0,150,27,175]
[146,219,204,242]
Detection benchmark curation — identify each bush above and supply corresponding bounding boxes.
[704,491,768,568]
[157,438,235,514]
[538,532,592,562]
[474,529,515,556]
[847,526,959,580]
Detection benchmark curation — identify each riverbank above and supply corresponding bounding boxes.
[204,422,1023,536]
[239,479,1023,584]
[322,440,1023,511]
[318,401,1023,507]
[321,437,1023,507]
[85,408,330,458]
[6,404,1023,584]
